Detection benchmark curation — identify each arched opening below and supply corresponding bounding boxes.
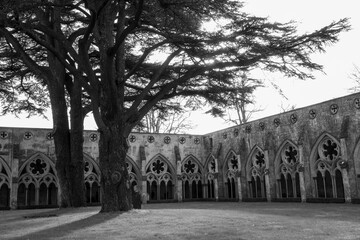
[198,181,203,198]
[280,174,286,198]
[27,183,36,206]
[335,170,344,198]
[256,176,262,198]
[160,181,167,200]
[287,173,293,198]
[0,184,10,208]
[295,172,301,198]
[48,182,58,205]
[316,171,325,198]
[146,155,175,202]
[311,135,345,201]
[207,179,214,199]
[184,181,190,199]
[325,170,333,198]
[39,183,47,205]
[17,183,26,206]
[150,181,157,200]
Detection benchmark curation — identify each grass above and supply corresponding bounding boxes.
[1,202,360,240]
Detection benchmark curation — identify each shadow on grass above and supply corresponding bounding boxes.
[10,209,122,240]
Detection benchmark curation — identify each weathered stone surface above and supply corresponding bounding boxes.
[1,93,360,209]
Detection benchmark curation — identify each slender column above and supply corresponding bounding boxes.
[264,150,271,202]
[298,145,306,202]
[340,138,351,203]
[139,146,147,203]
[214,158,219,201]
[10,157,19,209]
[214,174,219,201]
[176,161,183,202]
[236,154,242,201]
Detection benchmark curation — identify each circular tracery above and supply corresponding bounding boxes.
[27,158,50,178]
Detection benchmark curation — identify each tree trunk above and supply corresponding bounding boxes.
[69,78,86,207]
[99,124,132,212]
[48,81,73,208]
[48,76,85,208]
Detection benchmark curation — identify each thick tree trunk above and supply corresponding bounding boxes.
[48,82,73,208]
[48,77,85,208]
[99,125,132,212]
[69,78,85,207]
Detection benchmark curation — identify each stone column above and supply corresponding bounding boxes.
[10,158,19,209]
[236,154,242,202]
[298,145,307,203]
[340,138,351,203]
[214,173,219,201]
[214,158,219,201]
[264,150,271,202]
[176,161,183,202]
[139,146,148,203]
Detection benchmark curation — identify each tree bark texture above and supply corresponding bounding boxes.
[99,126,132,212]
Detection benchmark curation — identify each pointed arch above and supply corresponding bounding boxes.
[204,154,217,199]
[126,156,141,189]
[223,149,238,173]
[181,154,203,200]
[223,149,239,199]
[352,137,360,178]
[274,139,299,178]
[246,145,267,199]
[19,152,57,179]
[145,153,176,175]
[83,153,101,205]
[246,145,265,181]
[274,140,301,199]
[0,157,11,208]
[18,152,58,207]
[309,132,340,177]
[145,154,175,201]
[310,132,344,199]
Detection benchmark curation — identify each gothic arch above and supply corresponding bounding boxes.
[181,155,203,200]
[18,152,58,207]
[310,132,345,199]
[126,156,141,188]
[84,153,101,205]
[204,154,217,199]
[145,154,175,201]
[274,140,301,198]
[352,137,360,177]
[223,150,239,199]
[0,157,11,208]
[246,145,267,198]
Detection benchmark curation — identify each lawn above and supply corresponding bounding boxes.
[1,202,360,240]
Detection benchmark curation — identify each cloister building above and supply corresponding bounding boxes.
[1,92,360,209]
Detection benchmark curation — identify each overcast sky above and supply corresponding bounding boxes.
[1,1,359,134]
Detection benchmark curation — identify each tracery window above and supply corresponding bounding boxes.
[276,143,301,199]
[313,137,344,199]
[206,156,216,199]
[17,155,58,207]
[181,157,203,200]
[0,158,10,208]
[225,152,238,199]
[146,156,174,201]
[126,160,139,190]
[84,158,100,205]
[247,148,267,198]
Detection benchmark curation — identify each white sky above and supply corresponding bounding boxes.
[1,0,360,134]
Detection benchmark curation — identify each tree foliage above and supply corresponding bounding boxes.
[0,0,350,212]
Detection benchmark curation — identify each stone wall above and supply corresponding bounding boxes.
[1,92,360,209]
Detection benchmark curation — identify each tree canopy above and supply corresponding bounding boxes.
[0,0,350,212]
